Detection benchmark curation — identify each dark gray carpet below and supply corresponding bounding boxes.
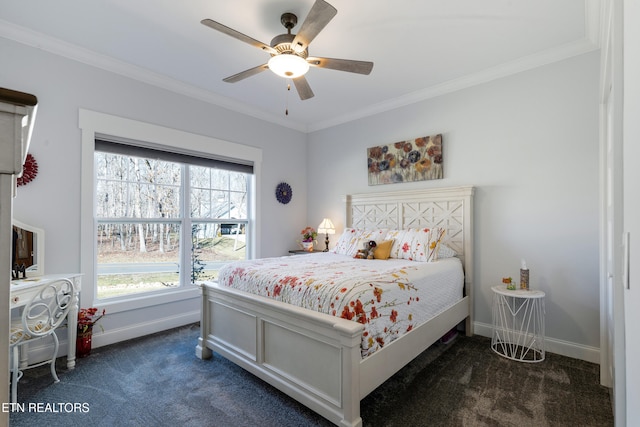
[10,324,613,427]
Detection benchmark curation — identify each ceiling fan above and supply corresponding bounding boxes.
[201,0,374,100]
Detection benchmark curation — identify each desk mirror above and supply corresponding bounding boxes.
[12,219,44,278]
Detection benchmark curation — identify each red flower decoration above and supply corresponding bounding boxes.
[340,305,354,320]
[78,307,106,333]
[17,153,38,187]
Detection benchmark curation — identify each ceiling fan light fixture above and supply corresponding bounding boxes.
[201,0,372,101]
[268,54,309,78]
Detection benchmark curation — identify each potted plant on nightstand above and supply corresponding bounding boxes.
[77,307,105,358]
[299,226,318,251]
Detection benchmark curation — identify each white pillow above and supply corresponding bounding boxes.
[438,243,457,259]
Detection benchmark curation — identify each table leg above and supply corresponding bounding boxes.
[18,342,29,369]
[66,284,79,369]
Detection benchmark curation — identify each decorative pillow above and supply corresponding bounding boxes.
[402,228,427,261]
[391,229,430,261]
[358,228,388,242]
[332,228,361,256]
[391,227,446,262]
[397,229,419,260]
[438,243,457,259]
[333,228,388,256]
[373,239,394,260]
[385,229,409,259]
[422,228,446,262]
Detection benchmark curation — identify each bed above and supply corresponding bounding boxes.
[196,186,474,427]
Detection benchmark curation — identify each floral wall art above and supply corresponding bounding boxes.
[367,134,443,185]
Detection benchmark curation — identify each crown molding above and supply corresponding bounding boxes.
[0,19,307,133]
[1,7,601,135]
[308,37,599,132]
[310,0,601,132]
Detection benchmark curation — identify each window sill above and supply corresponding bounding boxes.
[94,285,200,315]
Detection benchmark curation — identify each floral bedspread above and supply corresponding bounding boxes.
[217,253,463,357]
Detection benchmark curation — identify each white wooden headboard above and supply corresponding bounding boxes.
[344,186,475,303]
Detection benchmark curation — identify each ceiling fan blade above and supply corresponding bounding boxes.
[291,0,337,53]
[201,19,277,55]
[293,76,314,100]
[307,57,374,75]
[223,64,269,83]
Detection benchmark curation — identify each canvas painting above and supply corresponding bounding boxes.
[367,134,443,185]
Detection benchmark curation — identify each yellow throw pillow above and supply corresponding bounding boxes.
[373,239,394,260]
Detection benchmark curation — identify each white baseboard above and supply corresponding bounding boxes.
[21,310,200,365]
[92,310,200,349]
[474,321,600,364]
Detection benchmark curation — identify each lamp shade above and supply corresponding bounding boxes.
[317,218,335,234]
[268,54,310,78]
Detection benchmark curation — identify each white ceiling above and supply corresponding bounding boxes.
[0,0,600,133]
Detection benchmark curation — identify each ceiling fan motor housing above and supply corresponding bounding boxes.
[270,33,308,58]
[271,13,308,58]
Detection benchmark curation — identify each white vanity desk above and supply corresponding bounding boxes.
[11,274,82,369]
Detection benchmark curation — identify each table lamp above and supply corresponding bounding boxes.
[317,218,335,252]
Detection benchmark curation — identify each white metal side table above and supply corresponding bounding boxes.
[491,285,545,363]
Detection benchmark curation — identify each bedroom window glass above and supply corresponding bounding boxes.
[94,140,251,299]
[189,166,249,284]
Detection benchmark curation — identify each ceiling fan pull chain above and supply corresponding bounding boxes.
[285,81,291,116]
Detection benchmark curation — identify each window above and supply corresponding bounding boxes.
[95,141,252,299]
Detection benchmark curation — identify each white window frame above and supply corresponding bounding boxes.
[79,109,262,315]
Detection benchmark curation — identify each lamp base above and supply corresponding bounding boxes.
[324,234,330,252]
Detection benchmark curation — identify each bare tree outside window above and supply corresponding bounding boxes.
[95,151,249,299]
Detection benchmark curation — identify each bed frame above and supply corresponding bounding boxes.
[196,186,474,427]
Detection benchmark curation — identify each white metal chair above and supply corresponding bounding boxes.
[9,278,74,403]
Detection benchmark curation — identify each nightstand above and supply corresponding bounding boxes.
[288,249,322,255]
[491,285,545,363]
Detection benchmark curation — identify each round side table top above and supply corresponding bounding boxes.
[491,285,545,298]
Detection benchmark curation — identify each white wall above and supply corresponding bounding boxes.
[2,34,602,361]
[1,37,308,348]
[307,52,601,361]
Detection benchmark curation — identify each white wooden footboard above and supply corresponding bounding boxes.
[196,282,470,427]
[196,282,366,427]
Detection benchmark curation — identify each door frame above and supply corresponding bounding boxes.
[598,0,625,423]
